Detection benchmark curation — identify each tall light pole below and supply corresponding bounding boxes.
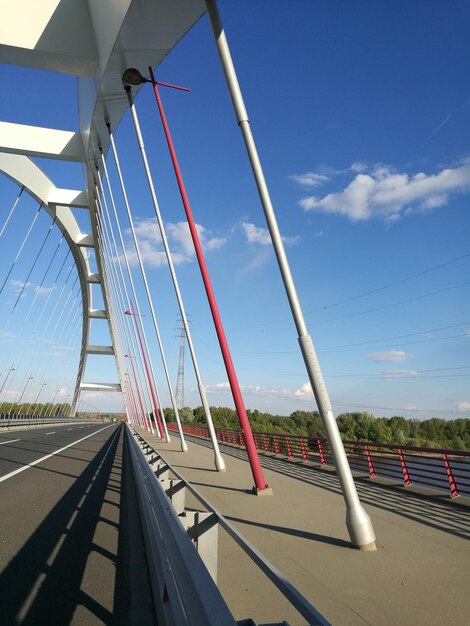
[10,375,33,416]
[29,382,46,416]
[0,365,15,397]
[44,388,60,418]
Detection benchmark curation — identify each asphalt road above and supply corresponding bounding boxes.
[0,422,156,625]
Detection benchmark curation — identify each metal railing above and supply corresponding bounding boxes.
[0,414,100,428]
[127,425,329,626]
[167,424,470,499]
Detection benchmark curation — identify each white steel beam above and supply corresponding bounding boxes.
[80,382,121,392]
[0,122,85,162]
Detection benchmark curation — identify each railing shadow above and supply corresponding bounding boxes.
[186,435,470,542]
[0,426,125,624]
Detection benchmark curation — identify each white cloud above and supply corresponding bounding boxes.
[204,381,314,402]
[368,350,409,362]
[457,401,470,411]
[126,218,226,268]
[9,279,32,293]
[351,162,368,173]
[293,382,314,400]
[289,171,329,187]
[35,285,52,296]
[384,369,417,380]
[313,230,324,238]
[241,222,299,246]
[299,163,470,221]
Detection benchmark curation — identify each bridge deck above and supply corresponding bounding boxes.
[136,427,470,626]
[0,423,156,625]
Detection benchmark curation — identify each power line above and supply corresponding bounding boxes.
[331,400,470,416]
[218,250,470,332]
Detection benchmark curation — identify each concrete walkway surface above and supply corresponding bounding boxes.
[135,427,470,626]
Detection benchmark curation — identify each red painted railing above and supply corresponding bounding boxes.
[168,423,470,499]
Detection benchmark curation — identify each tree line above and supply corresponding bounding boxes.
[162,406,470,451]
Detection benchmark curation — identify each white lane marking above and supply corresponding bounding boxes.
[0,439,20,445]
[67,428,73,431]
[46,432,56,435]
[0,424,114,483]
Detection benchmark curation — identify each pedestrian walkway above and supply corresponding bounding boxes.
[135,426,470,626]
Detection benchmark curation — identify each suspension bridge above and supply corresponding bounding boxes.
[0,1,469,624]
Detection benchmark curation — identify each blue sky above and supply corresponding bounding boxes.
[0,1,469,419]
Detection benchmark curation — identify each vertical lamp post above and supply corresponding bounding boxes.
[11,375,33,417]
[0,366,15,415]
[0,365,15,397]
[44,388,60,419]
[203,0,376,549]
[125,303,166,440]
[30,382,46,415]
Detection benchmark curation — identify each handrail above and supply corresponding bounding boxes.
[0,414,100,428]
[128,425,330,626]
[168,424,470,499]
[126,425,238,626]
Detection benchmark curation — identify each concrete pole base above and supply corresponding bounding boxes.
[253,486,274,496]
[355,541,377,552]
[346,504,377,552]
[214,453,226,472]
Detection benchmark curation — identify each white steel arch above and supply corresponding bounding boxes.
[0,152,118,415]
[0,0,207,415]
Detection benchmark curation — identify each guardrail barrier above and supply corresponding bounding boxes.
[127,425,329,626]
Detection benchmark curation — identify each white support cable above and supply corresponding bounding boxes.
[95,178,163,437]
[96,185,157,433]
[40,263,76,336]
[96,216,154,433]
[2,217,58,336]
[0,203,42,296]
[23,235,64,325]
[100,143,184,447]
[50,281,81,342]
[49,274,80,339]
[96,166,166,439]
[0,186,24,240]
[11,217,56,312]
[55,292,82,346]
[123,90,224,470]
[95,201,149,419]
[95,203,155,434]
[34,249,71,333]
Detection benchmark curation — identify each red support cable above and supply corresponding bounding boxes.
[128,300,165,438]
[398,448,412,487]
[365,444,376,479]
[273,435,280,455]
[285,436,293,459]
[127,353,147,431]
[299,437,308,462]
[442,452,460,498]
[317,439,326,466]
[148,67,270,493]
